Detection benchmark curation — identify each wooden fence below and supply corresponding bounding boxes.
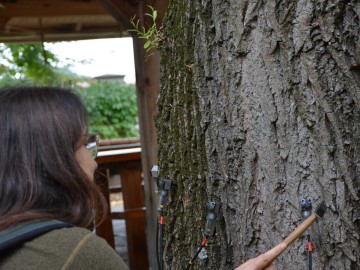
[94,139,148,270]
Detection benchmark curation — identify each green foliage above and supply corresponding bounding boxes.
[0,43,60,84]
[0,43,139,139]
[129,6,163,55]
[75,81,139,139]
[0,76,33,88]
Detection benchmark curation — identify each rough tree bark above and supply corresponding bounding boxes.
[155,1,360,269]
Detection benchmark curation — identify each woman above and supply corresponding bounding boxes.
[0,86,128,269]
[0,86,282,270]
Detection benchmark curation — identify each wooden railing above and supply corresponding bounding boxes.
[94,139,148,270]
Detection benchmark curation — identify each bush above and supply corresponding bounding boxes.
[1,42,138,139]
[75,81,139,139]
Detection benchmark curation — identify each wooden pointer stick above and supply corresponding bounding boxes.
[269,201,327,261]
[283,202,326,246]
[283,201,326,246]
[283,214,317,246]
[235,202,326,269]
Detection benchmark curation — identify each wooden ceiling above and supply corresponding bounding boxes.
[0,0,143,43]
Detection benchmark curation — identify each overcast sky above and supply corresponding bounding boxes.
[46,37,136,84]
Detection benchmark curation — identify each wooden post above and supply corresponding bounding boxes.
[132,33,159,270]
[119,160,148,270]
[94,168,115,248]
[97,1,169,268]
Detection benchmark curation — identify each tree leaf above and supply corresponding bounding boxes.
[144,40,151,49]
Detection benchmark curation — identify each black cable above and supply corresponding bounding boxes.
[186,236,209,270]
[156,179,171,270]
[156,218,160,270]
[301,199,313,270]
[151,168,171,270]
[159,214,164,270]
[307,234,313,270]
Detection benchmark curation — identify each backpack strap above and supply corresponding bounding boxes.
[0,220,74,253]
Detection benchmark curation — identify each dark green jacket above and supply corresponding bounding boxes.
[0,226,129,270]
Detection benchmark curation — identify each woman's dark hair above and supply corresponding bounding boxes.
[0,86,107,230]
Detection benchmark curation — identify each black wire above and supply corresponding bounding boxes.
[156,219,160,270]
[186,237,209,270]
[186,246,204,270]
[159,215,164,270]
[307,234,312,270]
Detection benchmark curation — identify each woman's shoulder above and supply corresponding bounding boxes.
[41,226,92,241]
[43,226,110,255]
[0,226,129,270]
[39,227,129,269]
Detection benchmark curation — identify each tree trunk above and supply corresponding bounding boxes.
[156,1,360,269]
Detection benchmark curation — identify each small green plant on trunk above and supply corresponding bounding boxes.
[129,6,163,56]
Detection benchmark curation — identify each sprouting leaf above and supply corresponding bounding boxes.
[144,40,151,49]
[127,5,162,57]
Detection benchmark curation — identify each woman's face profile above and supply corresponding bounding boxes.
[74,144,98,181]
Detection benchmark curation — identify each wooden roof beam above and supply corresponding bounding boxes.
[0,2,109,17]
[98,0,143,30]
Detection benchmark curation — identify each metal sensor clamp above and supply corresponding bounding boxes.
[157,179,172,212]
[151,165,159,178]
[301,199,312,219]
[151,165,160,192]
[159,179,172,191]
[204,202,220,237]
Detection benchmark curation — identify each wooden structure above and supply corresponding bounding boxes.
[95,143,147,269]
[0,1,169,269]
